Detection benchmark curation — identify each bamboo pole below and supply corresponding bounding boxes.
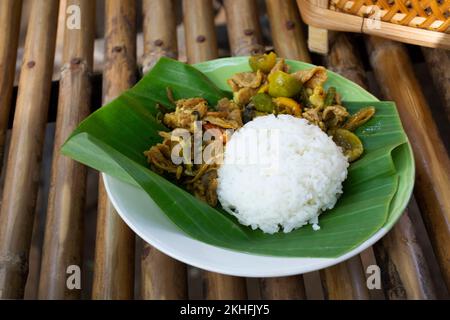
[373,211,437,299]
[257,32,366,299]
[203,273,247,300]
[421,48,450,123]
[221,0,310,299]
[249,1,312,299]
[223,0,264,56]
[320,257,370,300]
[182,0,218,64]
[181,0,247,299]
[140,0,188,300]
[260,276,306,299]
[92,0,136,299]
[141,244,187,299]
[265,0,310,62]
[0,0,60,299]
[142,0,178,73]
[327,33,438,300]
[326,34,368,88]
[0,0,22,168]
[321,33,375,300]
[367,36,450,291]
[37,0,95,300]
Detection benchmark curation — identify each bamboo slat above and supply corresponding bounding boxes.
[265,0,310,62]
[326,35,380,300]
[182,0,247,299]
[253,1,313,299]
[263,9,369,300]
[328,33,438,300]
[92,0,137,300]
[367,36,450,291]
[0,0,60,299]
[260,276,306,299]
[141,243,188,299]
[37,0,95,300]
[183,0,218,64]
[320,257,370,300]
[0,0,22,168]
[140,0,188,300]
[203,273,247,300]
[315,33,370,300]
[142,0,178,73]
[223,0,264,56]
[326,33,368,88]
[373,211,437,299]
[421,48,450,123]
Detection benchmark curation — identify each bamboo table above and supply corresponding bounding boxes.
[0,0,448,300]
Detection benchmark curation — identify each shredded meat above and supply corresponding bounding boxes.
[292,66,327,88]
[302,108,325,130]
[309,86,325,108]
[233,87,257,106]
[226,78,240,92]
[268,58,289,76]
[302,108,321,125]
[146,96,244,207]
[228,70,264,89]
[323,105,349,129]
[204,170,218,206]
[203,116,240,129]
[217,98,243,126]
[163,98,208,132]
[187,169,218,206]
[144,144,178,174]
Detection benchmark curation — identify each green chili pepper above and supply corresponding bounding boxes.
[324,86,336,107]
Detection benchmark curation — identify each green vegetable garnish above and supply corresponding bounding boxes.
[324,86,336,107]
[268,71,302,98]
[330,128,364,162]
[249,52,277,73]
[251,93,275,113]
[342,107,376,131]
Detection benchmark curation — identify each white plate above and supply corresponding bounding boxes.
[103,173,387,277]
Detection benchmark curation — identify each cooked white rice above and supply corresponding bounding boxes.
[217,114,349,234]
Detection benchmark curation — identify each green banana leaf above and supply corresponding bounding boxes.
[62,57,414,258]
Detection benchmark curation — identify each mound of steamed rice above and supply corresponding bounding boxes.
[217,114,349,234]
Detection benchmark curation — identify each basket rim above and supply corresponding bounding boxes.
[329,0,450,33]
[296,0,450,49]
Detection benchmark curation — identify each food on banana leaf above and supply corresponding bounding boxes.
[144,53,376,233]
[145,95,243,207]
[251,93,275,113]
[342,107,376,131]
[249,52,277,73]
[268,70,302,98]
[329,128,364,162]
[224,52,375,162]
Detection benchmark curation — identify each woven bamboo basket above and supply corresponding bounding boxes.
[296,0,450,53]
